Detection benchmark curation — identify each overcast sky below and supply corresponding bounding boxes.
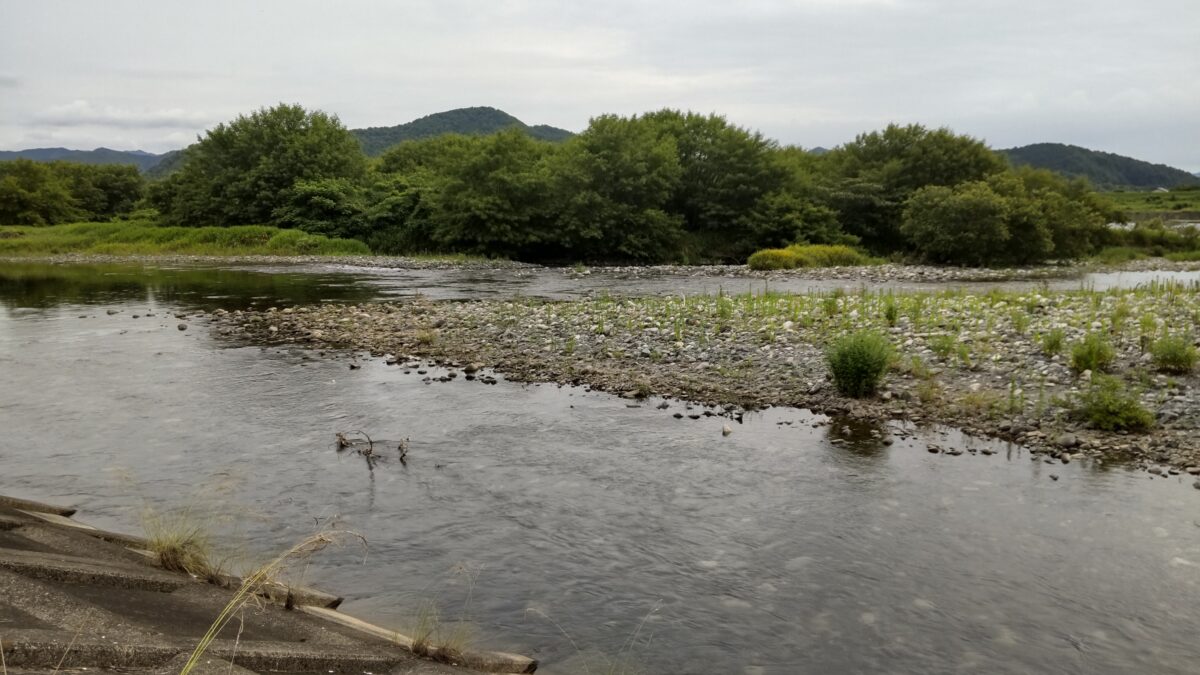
[2,0,1197,170]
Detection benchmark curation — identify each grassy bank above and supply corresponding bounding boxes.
[1105,189,1200,214]
[0,221,370,256]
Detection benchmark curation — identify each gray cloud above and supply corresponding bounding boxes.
[33,100,216,130]
[0,0,1197,169]
[0,75,17,88]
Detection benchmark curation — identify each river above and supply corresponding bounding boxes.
[1,261,1198,674]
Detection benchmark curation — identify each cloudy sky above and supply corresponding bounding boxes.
[2,0,1197,170]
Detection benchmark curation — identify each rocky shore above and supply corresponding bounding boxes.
[7,253,1199,280]
[206,282,1200,476]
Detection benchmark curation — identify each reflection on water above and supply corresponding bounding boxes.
[2,265,1200,674]
[4,261,1200,311]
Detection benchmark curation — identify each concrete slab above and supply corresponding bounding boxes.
[0,546,185,591]
[0,496,536,674]
[0,495,76,517]
[0,600,56,631]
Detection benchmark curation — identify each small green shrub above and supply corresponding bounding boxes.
[1093,247,1147,265]
[747,244,879,270]
[1165,250,1200,262]
[1041,328,1066,356]
[927,334,955,360]
[1149,335,1197,374]
[747,248,798,270]
[827,330,894,398]
[1070,332,1115,373]
[1072,374,1154,432]
[786,244,878,267]
[882,297,899,326]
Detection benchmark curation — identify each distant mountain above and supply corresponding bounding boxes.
[0,147,168,172]
[351,106,574,156]
[144,149,186,179]
[1000,143,1200,190]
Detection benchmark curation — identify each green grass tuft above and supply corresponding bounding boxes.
[1092,247,1147,265]
[1149,334,1197,374]
[1070,332,1115,373]
[827,330,894,398]
[1071,374,1154,432]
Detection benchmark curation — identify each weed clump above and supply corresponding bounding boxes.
[1070,332,1115,373]
[1071,374,1154,432]
[142,508,216,579]
[1149,334,1197,374]
[1041,328,1066,356]
[746,248,797,270]
[827,330,893,398]
[746,244,879,270]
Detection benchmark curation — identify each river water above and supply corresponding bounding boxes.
[1,261,1199,674]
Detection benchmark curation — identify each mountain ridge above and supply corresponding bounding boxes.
[1000,142,1199,189]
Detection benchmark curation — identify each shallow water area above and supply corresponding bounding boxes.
[2,262,1199,674]
[5,260,1200,308]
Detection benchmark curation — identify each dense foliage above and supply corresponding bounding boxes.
[9,102,1174,266]
[148,104,366,227]
[1002,143,1200,190]
[0,159,143,225]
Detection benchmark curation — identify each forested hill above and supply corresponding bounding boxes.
[1000,143,1200,189]
[0,147,167,172]
[351,106,574,155]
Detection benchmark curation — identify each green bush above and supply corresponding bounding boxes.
[1149,335,1197,374]
[1072,374,1154,432]
[1041,328,1066,356]
[748,244,877,270]
[1070,332,1115,373]
[1093,247,1147,265]
[786,244,877,267]
[1165,250,1200,262]
[747,248,798,270]
[827,330,894,398]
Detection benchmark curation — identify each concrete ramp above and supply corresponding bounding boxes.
[0,496,536,674]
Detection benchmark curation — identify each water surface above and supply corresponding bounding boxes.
[1,264,1198,674]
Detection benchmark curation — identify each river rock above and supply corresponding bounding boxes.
[1055,433,1079,449]
[177,323,188,331]
[722,424,732,436]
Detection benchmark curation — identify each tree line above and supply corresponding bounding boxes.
[2,103,1158,265]
[0,159,143,225]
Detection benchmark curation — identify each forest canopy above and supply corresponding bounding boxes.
[3,103,1136,266]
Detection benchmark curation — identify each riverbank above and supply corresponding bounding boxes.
[208,284,1200,474]
[8,252,1200,280]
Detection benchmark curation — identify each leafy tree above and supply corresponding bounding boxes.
[550,114,684,261]
[825,124,1007,251]
[421,129,558,258]
[0,160,81,224]
[640,110,813,259]
[901,181,1011,266]
[151,104,366,227]
[53,163,143,218]
[272,177,367,240]
[375,134,480,175]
